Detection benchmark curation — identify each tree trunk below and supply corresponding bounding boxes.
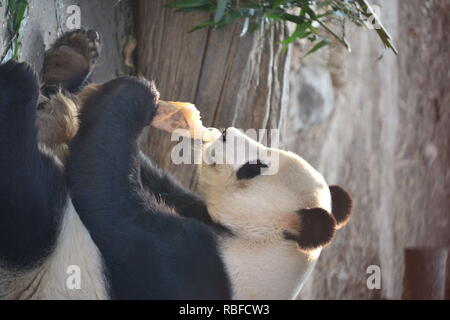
[136,0,290,187]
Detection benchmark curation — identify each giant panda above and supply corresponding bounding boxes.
[0,30,352,300]
[65,74,353,299]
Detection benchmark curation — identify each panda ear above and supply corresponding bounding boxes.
[329,185,353,229]
[284,208,337,251]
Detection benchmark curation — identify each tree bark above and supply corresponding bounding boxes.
[136,0,290,187]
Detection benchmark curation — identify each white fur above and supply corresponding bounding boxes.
[220,237,321,299]
[0,199,108,300]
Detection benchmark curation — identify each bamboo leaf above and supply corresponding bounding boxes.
[188,20,215,32]
[165,0,398,56]
[176,4,211,12]
[304,39,330,57]
[355,0,398,55]
[214,0,230,23]
[165,0,209,9]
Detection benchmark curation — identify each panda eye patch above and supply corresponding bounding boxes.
[236,160,268,180]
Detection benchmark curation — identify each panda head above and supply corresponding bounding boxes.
[198,127,352,251]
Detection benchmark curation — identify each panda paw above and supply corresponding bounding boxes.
[0,60,39,112]
[42,29,102,94]
[53,28,102,65]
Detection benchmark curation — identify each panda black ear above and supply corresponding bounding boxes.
[284,208,337,251]
[329,185,352,229]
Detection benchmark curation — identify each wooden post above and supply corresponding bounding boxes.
[136,0,290,187]
[446,249,450,300]
[403,248,448,300]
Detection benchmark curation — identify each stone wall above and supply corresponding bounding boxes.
[291,0,450,299]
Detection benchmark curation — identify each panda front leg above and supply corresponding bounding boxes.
[139,152,227,232]
[67,78,231,299]
[0,61,67,268]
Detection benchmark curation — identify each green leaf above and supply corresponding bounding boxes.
[249,18,261,32]
[214,0,230,23]
[2,0,29,62]
[277,13,306,24]
[354,0,398,54]
[188,20,215,32]
[219,9,241,27]
[279,21,311,53]
[164,0,209,9]
[176,4,211,12]
[317,10,336,19]
[164,0,398,56]
[271,0,285,9]
[297,21,312,38]
[280,24,301,45]
[266,8,284,19]
[304,39,330,57]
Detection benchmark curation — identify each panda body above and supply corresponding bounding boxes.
[0,29,352,299]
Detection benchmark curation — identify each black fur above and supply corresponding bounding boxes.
[236,160,268,180]
[329,185,353,229]
[67,77,231,299]
[139,152,230,234]
[0,61,67,268]
[284,208,337,251]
